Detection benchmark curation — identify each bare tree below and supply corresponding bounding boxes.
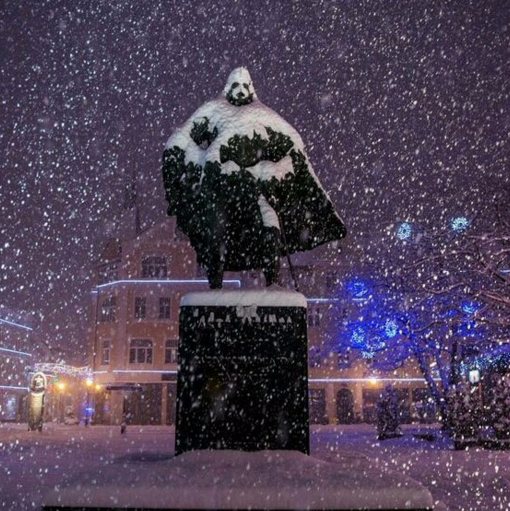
[336,186,509,424]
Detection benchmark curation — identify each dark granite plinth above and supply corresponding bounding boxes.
[175,290,309,455]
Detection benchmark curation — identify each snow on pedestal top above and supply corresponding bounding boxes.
[180,287,307,308]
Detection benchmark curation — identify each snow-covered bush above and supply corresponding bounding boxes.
[490,374,510,440]
[376,385,403,440]
[446,382,482,447]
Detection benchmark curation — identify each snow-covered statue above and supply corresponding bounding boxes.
[162,67,346,288]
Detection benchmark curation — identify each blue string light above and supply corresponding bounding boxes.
[346,278,370,299]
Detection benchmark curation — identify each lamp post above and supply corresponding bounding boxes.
[85,377,93,425]
[56,381,66,423]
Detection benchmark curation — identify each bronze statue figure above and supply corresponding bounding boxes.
[162,67,346,288]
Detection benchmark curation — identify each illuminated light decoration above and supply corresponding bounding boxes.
[34,362,92,379]
[309,377,441,383]
[345,278,369,300]
[455,319,477,337]
[95,279,242,290]
[384,319,398,338]
[0,318,33,331]
[468,369,480,384]
[371,338,386,352]
[461,300,479,315]
[351,326,366,348]
[307,298,339,303]
[0,346,32,357]
[459,351,510,377]
[113,369,178,374]
[0,385,29,390]
[395,222,412,240]
[450,216,469,232]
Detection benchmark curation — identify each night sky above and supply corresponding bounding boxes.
[1,0,509,362]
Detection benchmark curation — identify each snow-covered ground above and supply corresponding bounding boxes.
[0,422,508,510]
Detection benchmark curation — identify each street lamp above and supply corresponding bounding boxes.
[468,369,480,385]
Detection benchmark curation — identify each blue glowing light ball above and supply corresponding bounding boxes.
[450,216,469,232]
[384,319,398,338]
[351,326,366,347]
[396,222,412,240]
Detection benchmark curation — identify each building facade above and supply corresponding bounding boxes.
[0,307,37,422]
[87,216,433,426]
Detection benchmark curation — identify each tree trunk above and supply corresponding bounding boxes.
[413,348,448,423]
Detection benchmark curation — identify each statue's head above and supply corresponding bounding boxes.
[224,67,256,106]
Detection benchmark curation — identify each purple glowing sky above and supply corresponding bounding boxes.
[1,1,509,361]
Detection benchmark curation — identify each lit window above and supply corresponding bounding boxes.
[141,256,167,278]
[129,339,153,364]
[164,339,178,364]
[99,296,116,322]
[134,297,147,319]
[101,339,110,365]
[308,346,321,367]
[159,297,171,319]
[337,351,350,368]
[307,307,322,327]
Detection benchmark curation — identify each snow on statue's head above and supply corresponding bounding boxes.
[224,67,256,106]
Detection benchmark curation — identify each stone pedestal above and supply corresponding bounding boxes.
[175,289,309,455]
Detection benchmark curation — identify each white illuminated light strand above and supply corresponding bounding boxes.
[309,377,441,383]
[95,369,435,384]
[0,318,33,331]
[0,346,32,357]
[112,370,178,374]
[94,279,242,291]
[34,362,91,379]
[0,385,29,391]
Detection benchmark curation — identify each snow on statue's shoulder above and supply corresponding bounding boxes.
[165,96,307,183]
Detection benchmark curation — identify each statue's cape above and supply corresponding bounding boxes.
[162,96,346,270]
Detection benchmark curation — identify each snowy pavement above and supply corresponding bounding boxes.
[0,422,508,510]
